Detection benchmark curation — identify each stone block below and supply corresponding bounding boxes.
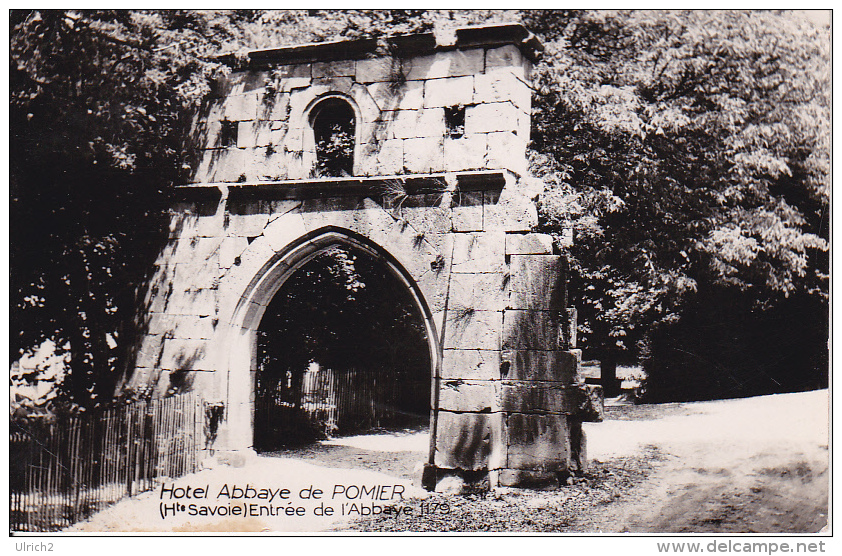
[418,231,452,258]
[198,104,224,147]
[243,146,287,182]
[123,365,162,394]
[219,236,250,269]
[432,311,446,341]
[242,71,271,94]
[403,137,445,174]
[172,262,219,291]
[441,349,502,381]
[508,255,565,310]
[502,309,562,350]
[493,468,559,487]
[487,411,508,470]
[288,78,355,118]
[159,338,212,371]
[350,82,384,126]
[485,131,528,175]
[222,93,258,121]
[225,211,271,238]
[437,380,497,412]
[578,384,605,423]
[257,91,290,121]
[501,349,579,383]
[263,212,307,253]
[268,120,289,144]
[434,411,492,471]
[159,288,216,317]
[367,80,424,111]
[505,413,571,470]
[230,235,280,286]
[237,121,273,149]
[284,150,309,180]
[359,138,405,176]
[485,45,525,74]
[134,334,165,368]
[168,236,220,266]
[473,72,531,112]
[500,382,578,414]
[195,210,226,238]
[312,60,355,78]
[444,135,487,173]
[449,272,507,312]
[398,203,452,234]
[484,192,537,232]
[444,309,502,351]
[189,152,214,184]
[451,189,483,232]
[451,232,506,273]
[310,77,356,95]
[404,49,484,80]
[505,233,553,255]
[282,123,304,151]
[168,314,217,340]
[356,57,399,83]
[280,76,312,92]
[389,108,445,140]
[424,76,474,108]
[414,269,448,315]
[167,212,200,239]
[300,197,381,229]
[465,102,520,134]
[201,148,246,183]
[267,200,302,217]
[274,63,311,79]
[210,71,245,98]
[517,108,531,141]
[451,206,482,233]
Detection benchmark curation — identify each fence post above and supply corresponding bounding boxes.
[125,404,133,497]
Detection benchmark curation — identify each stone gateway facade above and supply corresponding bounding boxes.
[123,23,603,488]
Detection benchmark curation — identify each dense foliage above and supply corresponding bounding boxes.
[10,9,829,409]
[10,11,232,408]
[526,10,829,399]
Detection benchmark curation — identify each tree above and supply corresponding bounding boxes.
[525,10,829,400]
[10,10,235,408]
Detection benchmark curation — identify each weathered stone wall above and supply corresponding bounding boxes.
[124,25,602,488]
[191,43,531,183]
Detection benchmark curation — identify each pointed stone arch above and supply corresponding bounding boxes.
[217,223,441,455]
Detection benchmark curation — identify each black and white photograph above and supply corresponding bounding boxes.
[8,8,831,543]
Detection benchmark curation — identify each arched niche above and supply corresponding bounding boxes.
[306,95,360,177]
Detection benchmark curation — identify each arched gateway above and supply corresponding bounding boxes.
[124,23,602,487]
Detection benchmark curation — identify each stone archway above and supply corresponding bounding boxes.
[221,226,440,456]
[126,23,603,488]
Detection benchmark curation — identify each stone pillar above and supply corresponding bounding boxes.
[429,189,603,488]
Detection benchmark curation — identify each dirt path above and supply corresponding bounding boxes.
[66,390,829,533]
[66,427,431,533]
[346,390,829,533]
[577,390,830,533]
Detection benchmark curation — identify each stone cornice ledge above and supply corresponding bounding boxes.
[174,170,513,201]
[236,23,544,68]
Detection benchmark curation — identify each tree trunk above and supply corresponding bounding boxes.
[601,346,619,398]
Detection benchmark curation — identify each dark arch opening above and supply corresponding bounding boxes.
[253,244,431,451]
[311,97,355,177]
